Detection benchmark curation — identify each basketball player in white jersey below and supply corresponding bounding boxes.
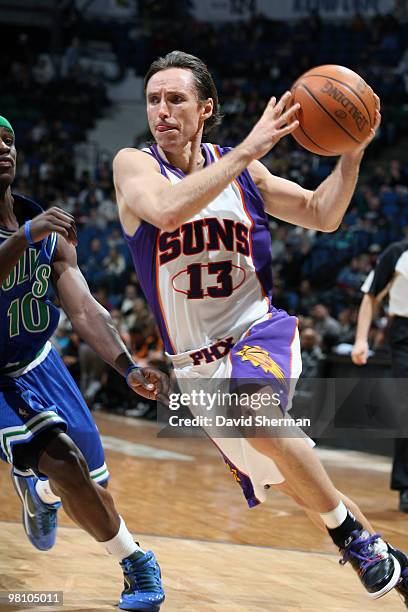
[113,51,408,605]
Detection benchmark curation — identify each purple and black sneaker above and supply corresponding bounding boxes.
[387,544,408,607]
[397,568,408,608]
[339,530,401,598]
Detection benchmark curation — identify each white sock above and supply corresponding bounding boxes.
[103,517,145,561]
[35,479,61,505]
[319,501,348,529]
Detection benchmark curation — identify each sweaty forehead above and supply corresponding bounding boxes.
[146,68,196,95]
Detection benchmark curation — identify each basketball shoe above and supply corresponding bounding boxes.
[12,473,60,551]
[339,529,401,598]
[388,544,408,607]
[119,549,165,611]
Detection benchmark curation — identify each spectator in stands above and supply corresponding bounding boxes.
[312,304,342,351]
[298,280,317,315]
[102,247,127,294]
[82,238,105,285]
[32,55,55,85]
[78,343,106,406]
[337,307,358,344]
[121,284,138,320]
[99,189,118,225]
[61,37,81,78]
[300,328,324,378]
[336,257,368,291]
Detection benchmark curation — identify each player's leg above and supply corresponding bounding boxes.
[231,312,402,599]
[37,428,120,541]
[247,433,400,598]
[11,426,63,551]
[8,349,164,611]
[388,331,408,605]
[274,476,408,605]
[13,423,164,611]
[388,333,408,512]
[36,429,164,611]
[249,435,340,511]
[272,480,374,533]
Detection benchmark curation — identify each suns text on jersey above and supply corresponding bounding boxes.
[159,217,250,265]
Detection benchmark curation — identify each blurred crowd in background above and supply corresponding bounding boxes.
[2,2,408,415]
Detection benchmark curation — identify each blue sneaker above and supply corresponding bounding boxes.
[340,530,401,599]
[12,473,60,551]
[119,550,165,611]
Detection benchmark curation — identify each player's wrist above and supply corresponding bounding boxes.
[234,142,256,165]
[23,220,36,247]
[125,364,140,387]
[15,226,31,247]
[340,149,364,168]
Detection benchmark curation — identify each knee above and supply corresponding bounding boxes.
[39,433,90,493]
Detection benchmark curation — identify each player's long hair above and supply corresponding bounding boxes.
[144,50,223,135]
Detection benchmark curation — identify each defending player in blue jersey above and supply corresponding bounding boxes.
[0,116,165,612]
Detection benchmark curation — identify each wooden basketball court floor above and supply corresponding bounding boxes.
[0,411,407,611]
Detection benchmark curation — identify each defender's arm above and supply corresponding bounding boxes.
[51,237,166,399]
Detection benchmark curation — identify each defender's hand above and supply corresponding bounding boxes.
[26,207,77,245]
[351,340,369,365]
[127,367,169,402]
[239,91,300,161]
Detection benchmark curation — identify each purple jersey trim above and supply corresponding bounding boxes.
[219,447,261,508]
[150,143,185,180]
[202,143,215,164]
[122,223,176,354]
[149,143,211,179]
[142,149,167,178]
[216,146,273,300]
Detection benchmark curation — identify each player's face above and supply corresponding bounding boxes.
[146,68,207,151]
[0,128,16,185]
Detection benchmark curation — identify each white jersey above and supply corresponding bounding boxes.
[123,143,273,355]
[123,144,309,509]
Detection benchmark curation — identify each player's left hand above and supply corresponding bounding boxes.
[127,367,169,402]
[342,93,381,161]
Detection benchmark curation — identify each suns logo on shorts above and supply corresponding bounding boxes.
[226,464,241,483]
[236,345,288,386]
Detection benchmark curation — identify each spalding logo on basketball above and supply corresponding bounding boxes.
[290,65,377,156]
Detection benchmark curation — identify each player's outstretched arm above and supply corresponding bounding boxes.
[113,92,300,234]
[0,207,76,285]
[351,294,378,365]
[51,237,168,401]
[253,94,381,232]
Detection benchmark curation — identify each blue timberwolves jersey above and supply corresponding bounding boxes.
[0,194,60,372]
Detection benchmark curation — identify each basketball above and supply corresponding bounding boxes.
[290,65,376,156]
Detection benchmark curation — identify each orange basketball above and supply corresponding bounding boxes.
[290,65,376,156]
